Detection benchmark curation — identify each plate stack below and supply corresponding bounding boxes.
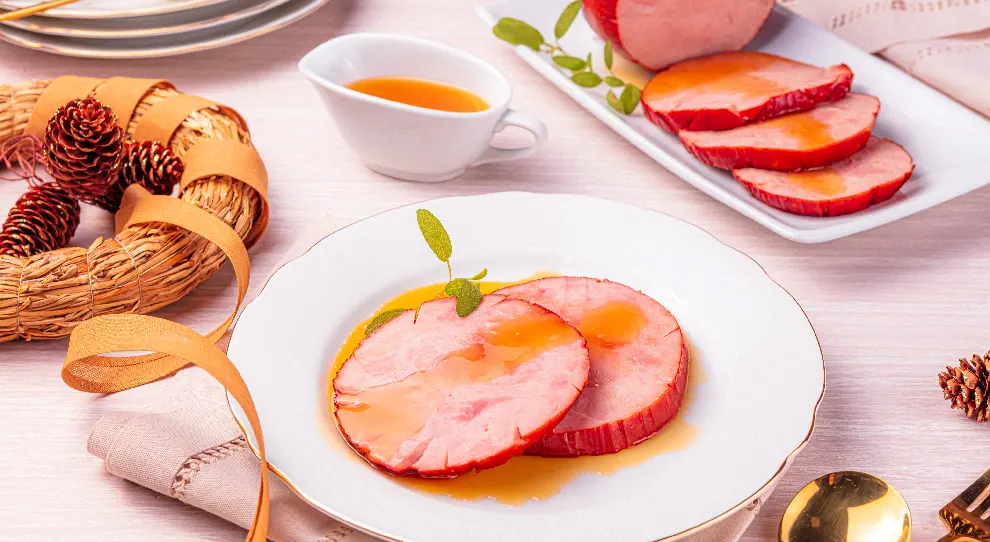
[0,0,330,58]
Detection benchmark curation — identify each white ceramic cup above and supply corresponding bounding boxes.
[299,33,548,182]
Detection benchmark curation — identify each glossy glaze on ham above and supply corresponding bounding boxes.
[582,0,775,71]
[733,137,915,216]
[333,295,591,477]
[497,277,688,457]
[642,52,853,133]
[679,93,880,171]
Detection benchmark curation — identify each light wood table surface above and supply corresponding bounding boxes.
[2,1,989,540]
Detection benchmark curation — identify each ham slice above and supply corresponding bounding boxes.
[679,93,880,171]
[642,52,854,132]
[582,0,775,71]
[333,295,591,477]
[496,277,688,457]
[733,137,914,216]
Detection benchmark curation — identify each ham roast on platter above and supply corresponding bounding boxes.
[679,93,880,171]
[642,52,853,132]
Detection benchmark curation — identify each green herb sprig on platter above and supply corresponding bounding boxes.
[364,210,489,335]
[491,1,641,115]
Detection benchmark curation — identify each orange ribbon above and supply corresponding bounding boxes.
[37,75,275,542]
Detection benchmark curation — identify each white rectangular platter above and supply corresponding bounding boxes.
[476,1,990,243]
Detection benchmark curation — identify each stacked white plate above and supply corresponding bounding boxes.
[0,0,331,57]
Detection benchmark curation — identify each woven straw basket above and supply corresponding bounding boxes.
[0,78,268,342]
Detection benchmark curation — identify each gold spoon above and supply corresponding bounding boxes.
[779,471,911,542]
[0,0,79,22]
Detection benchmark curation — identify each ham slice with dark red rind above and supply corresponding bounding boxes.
[679,93,880,171]
[333,295,591,477]
[642,52,854,132]
[496,277,688,457]
[733,137,914,216]
[582,0,775,71]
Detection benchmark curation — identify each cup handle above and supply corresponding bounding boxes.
[471,109,548,167]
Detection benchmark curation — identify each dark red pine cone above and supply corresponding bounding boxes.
[0,183,81,258]
[96,140,184,212]
[44,97,123,203]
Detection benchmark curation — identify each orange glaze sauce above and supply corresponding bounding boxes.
[335,311,581,464]
[644,52,790,101]
[576,300,647,351]
[326,273,701,505]
[780,168,847,197]
[346,77,489,113]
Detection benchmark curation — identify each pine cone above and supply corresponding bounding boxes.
[95,141,184,212]
[44,97,123,203]
[939,352,990,421]
[0,183,81,258]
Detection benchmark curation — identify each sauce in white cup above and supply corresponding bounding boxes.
[299,33,548,182]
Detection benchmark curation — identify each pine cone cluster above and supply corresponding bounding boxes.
[939,352,990,422]
[0,183,81,258]
[44,97,123,203]
[96,141,184,212]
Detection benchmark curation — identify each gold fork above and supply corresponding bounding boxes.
[941,467,990,541]
[0,0,79,22]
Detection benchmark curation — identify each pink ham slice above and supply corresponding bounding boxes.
[582,0,775,71]
[733,137,915,216]
[642,52,854,132]
[679,93,880,171]
[496,277,688,457]
[333,295,591,477]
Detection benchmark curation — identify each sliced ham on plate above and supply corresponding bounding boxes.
[642,52,854,132]
[582,0,775,71]
[733,137,915,217]
[333,295,591,477]
[679,93,880,171]
[497,277,688,457]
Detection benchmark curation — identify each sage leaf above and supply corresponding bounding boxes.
[604,41,614,69]
[365,308,408,335]
[416,209,452,262]
[470,268,488,280]
[606,90,623,113]
[445,278,468,297]
[555,1,582,39]
[571,71,602,88]
[492,18,545,51]
[605,76,624,87]
[620,83,641,114]
[552,55,586,71]
[455,279,483,317]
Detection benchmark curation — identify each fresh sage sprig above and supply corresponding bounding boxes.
[364,209,488,335]
[491,1,641,115]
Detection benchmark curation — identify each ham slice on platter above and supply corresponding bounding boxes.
[679,93,880,171]
[582,0,775,71]
[497,277,688,457]
[333,295,591,478]
[641,52,854,132]
[733,137,915,217]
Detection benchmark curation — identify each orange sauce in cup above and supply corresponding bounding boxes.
[346,77,489,113]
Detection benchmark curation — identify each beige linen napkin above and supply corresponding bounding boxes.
[782,0,990,118]
[88,215,769,542]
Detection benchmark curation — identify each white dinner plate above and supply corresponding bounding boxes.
[0,0,329,57]
[0,0,233,19]
[476,2,990,243]
[1,0,295,39]
[227,192,825,542]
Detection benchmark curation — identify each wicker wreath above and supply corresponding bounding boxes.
[0,77,269,342]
